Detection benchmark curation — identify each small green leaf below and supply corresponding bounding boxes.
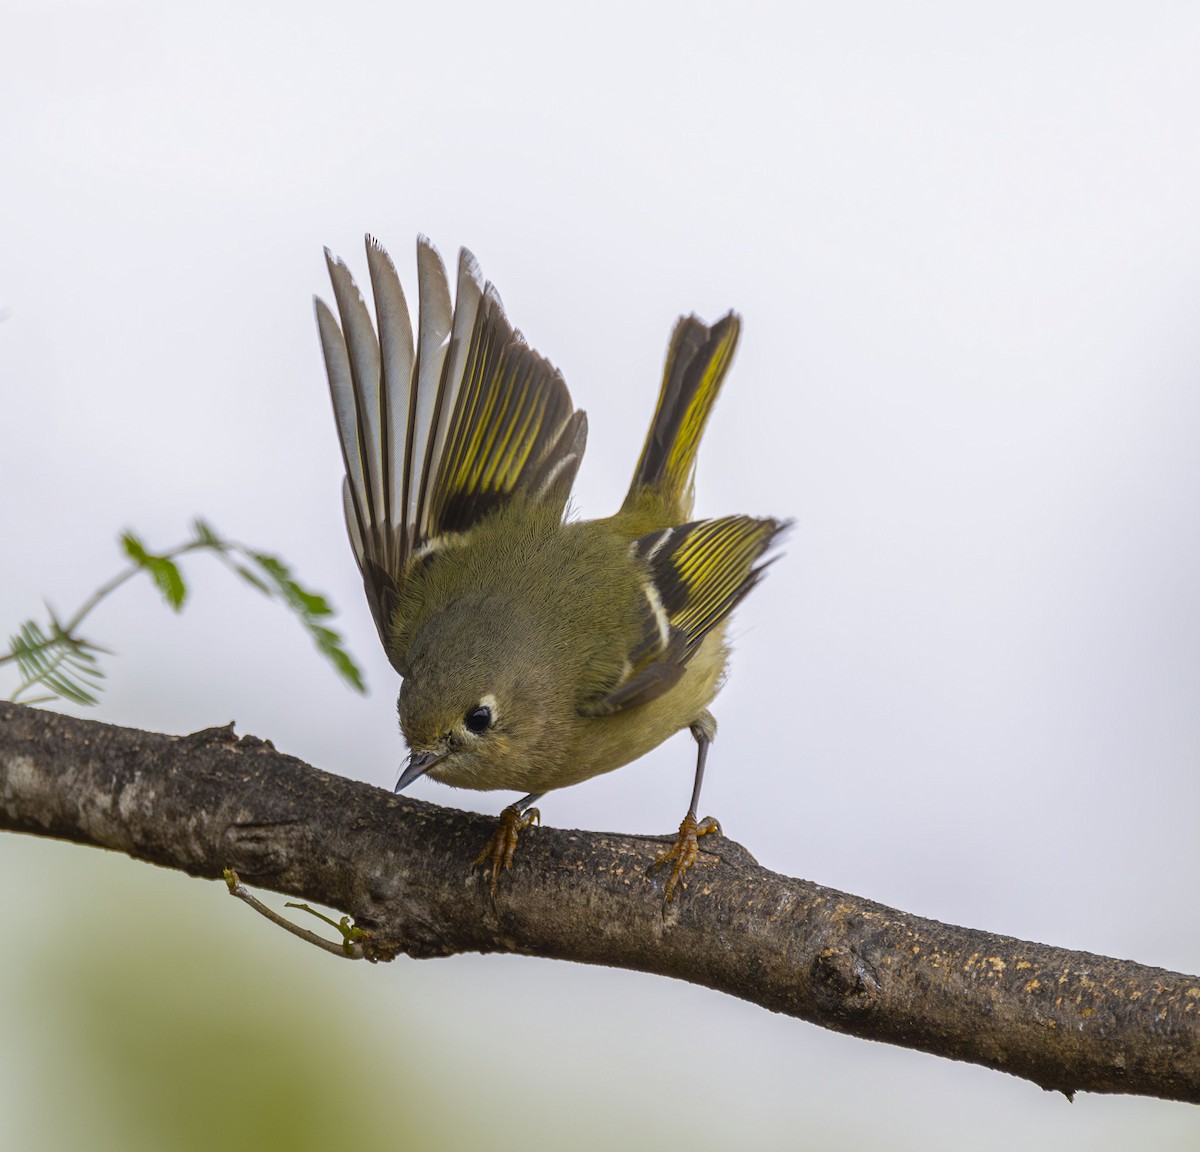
[191,518,224,550]
[251,553,287,581]
[308,624,366,693]
[231,564,271,594]
[120,531,187,610]
[249,553,332,618]
[148,555,186,610]
[121,532,149,565]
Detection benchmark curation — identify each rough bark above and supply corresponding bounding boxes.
[2,702,1197,1104]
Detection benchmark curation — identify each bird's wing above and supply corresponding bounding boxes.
[316,236,586,660]
[579,515,787,716]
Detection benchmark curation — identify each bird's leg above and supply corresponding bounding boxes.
[652,713,721,902]
[474,792,543,893]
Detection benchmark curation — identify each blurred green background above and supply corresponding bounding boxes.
[4,1,1200,1148]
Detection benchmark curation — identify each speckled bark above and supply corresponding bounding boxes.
[2,702,1197,1104]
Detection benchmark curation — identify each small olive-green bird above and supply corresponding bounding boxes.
[315,236,785,899]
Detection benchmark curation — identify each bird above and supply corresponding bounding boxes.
[315,235,785,900]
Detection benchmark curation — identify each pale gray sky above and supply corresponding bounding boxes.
[3,3,1200,1147]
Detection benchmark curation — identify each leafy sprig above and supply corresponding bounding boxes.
[8,617,107,706]
[3,520,365,706]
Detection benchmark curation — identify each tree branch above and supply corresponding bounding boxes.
[2,701,1197,1104]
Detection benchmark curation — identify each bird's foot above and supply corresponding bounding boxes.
[474,803,541,893]
[651,812,721,902]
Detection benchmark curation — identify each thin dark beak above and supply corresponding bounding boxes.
[395,748,446,793]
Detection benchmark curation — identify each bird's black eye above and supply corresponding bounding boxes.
[465,705,492,734]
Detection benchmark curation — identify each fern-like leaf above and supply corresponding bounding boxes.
[10,619,105,706]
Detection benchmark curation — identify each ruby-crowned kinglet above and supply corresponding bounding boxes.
[315,236,785,900]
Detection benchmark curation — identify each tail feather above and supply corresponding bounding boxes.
[622,311,741,522]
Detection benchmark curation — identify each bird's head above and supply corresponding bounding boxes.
[393,594,569,794]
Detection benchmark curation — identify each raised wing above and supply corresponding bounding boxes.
[315,236,587,660]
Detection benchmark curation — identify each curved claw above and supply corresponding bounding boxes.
[651,812,721,902]
[474,804,541,893]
